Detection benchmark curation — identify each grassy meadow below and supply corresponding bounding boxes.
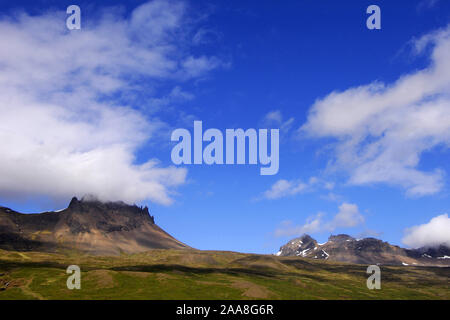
[0,249,448,300]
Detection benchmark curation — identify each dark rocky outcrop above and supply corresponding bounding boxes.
[0,196,188,255]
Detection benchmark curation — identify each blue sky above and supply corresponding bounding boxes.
[0,0,449,253]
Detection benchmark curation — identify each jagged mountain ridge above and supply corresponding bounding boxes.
[276,234,450,266]
[0,197,188,255]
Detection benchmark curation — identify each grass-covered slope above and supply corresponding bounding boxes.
[0,249,448,300]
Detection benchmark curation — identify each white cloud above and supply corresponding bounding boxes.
[274,202,364,237]
[320,192,342,202]
[264,110,283,124]
[301,26,450,197]
[0,1,221,205]
[274,214,323,237]
[260,176,332,200]
[402,214,450,248]
[327,203,364,229]
[262,179,308,200]
[262,110,295,133]
[192,28,221,45]
[181,55,222,78]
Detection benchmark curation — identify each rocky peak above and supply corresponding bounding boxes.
[328,234,355,242]
[276,234,450,266]
[415,244,450,259]
[59,196,156,236]
[276,234,318,257]
[299,234,316,243]
[0,197,186,254]
[67,196,154,224]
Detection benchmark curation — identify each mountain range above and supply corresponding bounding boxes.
[0,197,188,255]
[1,197,449,267]
[276,234,450,266]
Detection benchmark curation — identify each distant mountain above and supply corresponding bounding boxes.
[276,234,450,266]
[0,197,189,255]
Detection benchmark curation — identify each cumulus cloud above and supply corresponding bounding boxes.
[260,176,333,200]
[300,25,450,197]
[0,1,222,205]
[328,203,364,229]
[262,179,308,200]
[402,214,450,248]
[274,202,364,237]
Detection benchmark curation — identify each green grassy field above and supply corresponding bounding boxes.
[0,248,448,300]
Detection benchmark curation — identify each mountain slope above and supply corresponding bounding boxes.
[0,197,188,255]
[276,234,450,267]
